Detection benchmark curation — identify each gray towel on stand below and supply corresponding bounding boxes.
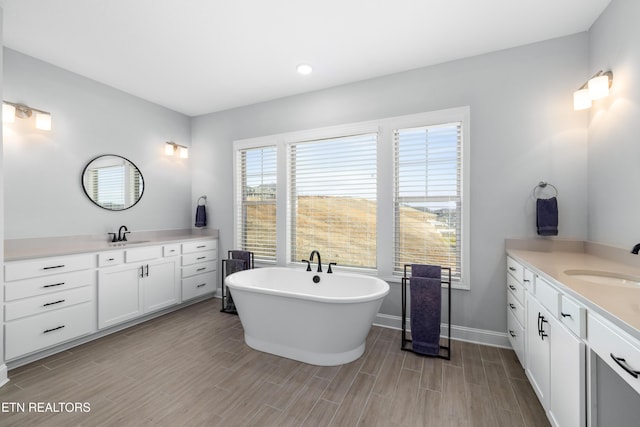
[410,264,442,356]
[224,259,247,311]
[230,250,252,269]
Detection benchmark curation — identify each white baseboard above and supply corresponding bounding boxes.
[374,313,511,348]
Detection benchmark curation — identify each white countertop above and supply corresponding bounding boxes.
[4,229,219,262]
[507,247,640,341]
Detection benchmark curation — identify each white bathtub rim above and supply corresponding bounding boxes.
[244,333,366,366]
[225,267,390,304]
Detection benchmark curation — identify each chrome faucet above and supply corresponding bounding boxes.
[632,243,640,254]
[309,250,322,273]
[117,225,130,242]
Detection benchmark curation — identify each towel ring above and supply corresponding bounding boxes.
[197,195,207,206]
[533,181,558,199]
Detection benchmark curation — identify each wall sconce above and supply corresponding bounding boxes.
[165,141,189,159]
[2,100,52,130]
[573,70,613,111]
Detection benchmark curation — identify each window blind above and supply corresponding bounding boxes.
[237,146,277,262]
[289,133,377,269]
[95,165,126,210]
[393,122,463,281]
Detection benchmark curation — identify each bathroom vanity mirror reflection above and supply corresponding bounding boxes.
[81,155,144,210]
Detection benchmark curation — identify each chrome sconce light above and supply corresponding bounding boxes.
[165,141,189,159]
[573,70,613,111]
[2,100,52,130]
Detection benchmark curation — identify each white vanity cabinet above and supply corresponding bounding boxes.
[181,240,217,301]
[98,245,180,329]
[508,268,586,427]
[3,254,97,360]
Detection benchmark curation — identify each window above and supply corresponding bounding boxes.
[289,133,377,269]
[393,122,463,281]
[236,146,277,262]
[233,107,469,287]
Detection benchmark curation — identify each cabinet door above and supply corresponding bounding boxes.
[526,295,550,409]
[143,259,179,313]
[549,314,585,427]
[98,264,144,329]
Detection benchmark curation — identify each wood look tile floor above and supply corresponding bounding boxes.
[0,300,549,426]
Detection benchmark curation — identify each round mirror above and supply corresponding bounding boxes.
[81,155,144,210]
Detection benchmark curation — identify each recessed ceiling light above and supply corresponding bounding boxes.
[297,64,313,75]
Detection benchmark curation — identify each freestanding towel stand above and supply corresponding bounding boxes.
[220,250,254,315]
[401,264,452,360]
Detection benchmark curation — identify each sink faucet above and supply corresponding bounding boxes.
[632,243,640,254]
[118,225,130,242]
[309,250,322,273]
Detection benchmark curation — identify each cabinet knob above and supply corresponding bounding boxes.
[561,312,572,318]
[509,330,516,338]
[508,267,516,272]
[509,303,516,310]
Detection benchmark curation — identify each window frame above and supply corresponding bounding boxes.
[232,106,470,288]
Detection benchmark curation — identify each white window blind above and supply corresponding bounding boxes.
[91,165,143,210]
[237,146,277,262]
[289,133,377,269]
[394,122,463,281]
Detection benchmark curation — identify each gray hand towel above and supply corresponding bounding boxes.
[536,197,558,236]
[195,205,207,228]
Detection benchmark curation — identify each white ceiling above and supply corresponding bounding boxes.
[1,0,611,117]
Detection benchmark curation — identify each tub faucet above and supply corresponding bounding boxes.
[117,225,130,242]
[632,243,640,254]
[309,250,322,273]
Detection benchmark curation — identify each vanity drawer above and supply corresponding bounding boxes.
[5,302,95,361]
[182,261,217,278]
[4,269,96,301]
[98,250,124,267]
[523,268,534,289]
[589,313,640,395]
[507,274,525,305]
[507,309,525,365]
[535,276,560,317]
[125,246,162,263]
[560,295,586,338]
[182,240,217,254]
[507,291,525,326]
[182,250,217,266]
[507,257,524,283]
[164,244,181,257]
[4,286,93,321]
[182,272,216,301]
[5,253,96,282]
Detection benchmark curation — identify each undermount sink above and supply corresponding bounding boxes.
[564,269,640,288]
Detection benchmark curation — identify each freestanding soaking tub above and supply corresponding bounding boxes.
[224,267,390,366]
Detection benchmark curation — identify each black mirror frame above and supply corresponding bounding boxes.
[81,154,145,211]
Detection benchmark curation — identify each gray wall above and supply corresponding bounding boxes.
[3,48,193,239]
[587,0,640,248]
[0,6,6,377]
[192,34,589,334]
